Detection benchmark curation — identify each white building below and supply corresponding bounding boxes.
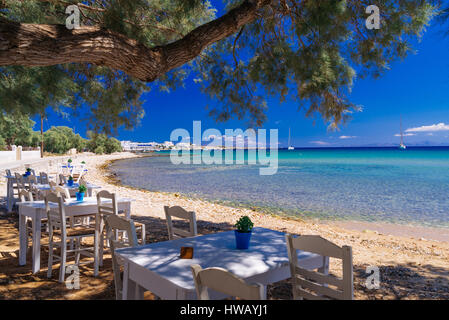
[121,141,159,151]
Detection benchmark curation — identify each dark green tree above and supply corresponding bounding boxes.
[87,132,122,154]
[0,1,439,130]
[0,112,36,146]
[43,126,87,154]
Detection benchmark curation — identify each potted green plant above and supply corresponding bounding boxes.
[76,185,87,201]
[234,216,254,250]
[67,158,73,167]
[24,168,31,177]
[67,175,74,187]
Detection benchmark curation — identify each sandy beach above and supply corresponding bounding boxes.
[1,152,448,300]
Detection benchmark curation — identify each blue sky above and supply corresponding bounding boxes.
[34,2,449,148]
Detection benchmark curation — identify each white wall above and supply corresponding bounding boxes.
[0,151,17,163]
[0,146,41,164]
[22,150,41,161]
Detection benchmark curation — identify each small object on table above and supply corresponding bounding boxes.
[180,247,194,259]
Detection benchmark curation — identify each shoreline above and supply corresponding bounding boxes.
[105,154,449,243]
[1,152,449,299]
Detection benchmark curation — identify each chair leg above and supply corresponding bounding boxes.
[94,233,100,277]
[47,236,54,279]
[140,225,146,245]
[59,244,67,283]
[98,219,105,267]
[75,238,81,265]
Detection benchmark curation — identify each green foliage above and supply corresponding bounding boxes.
[197,0,438,128]
[0,135,6,150]
[0,0,215,134]
[0,0,438,129]
[88,132,122,154]
[78,185,87,194]
[68,176,73,181]
[43,126,86,154]
[235,216,254,233]
[94,146,105,155]
[0,112,36,146]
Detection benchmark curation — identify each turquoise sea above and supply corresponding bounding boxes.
[109,147,449,228]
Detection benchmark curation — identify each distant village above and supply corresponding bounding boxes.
[120,141,229,152]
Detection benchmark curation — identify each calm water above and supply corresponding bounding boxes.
[110,147,449,228]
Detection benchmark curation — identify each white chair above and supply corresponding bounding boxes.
[191,265,266,300]
[79,176,88,189]
[104,214,138,300]
[59,174,67,185]
[52,186,71,200]
[45,193,97,282]
[164,206,197,240]
[97,190,145,245]
[285,234,353,300]
[39,172,49,184]
[49,180,58,190]
[7,169,19,202]
[18,189,47,245]
[15,172,27,191]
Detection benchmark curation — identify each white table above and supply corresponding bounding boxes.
[4,175,54,212]
[18,197,133,274]
[36,182,101,197]
[116,227,328,300]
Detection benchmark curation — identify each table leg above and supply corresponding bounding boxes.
[122,262,131,300]
[125,203,131,219]
[32,217,42,274]
[121,263,142,300]
[318,256,330,274]
[19,213,27,266]
[7,179,13,212]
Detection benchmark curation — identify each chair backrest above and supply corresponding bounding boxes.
[285,234,353,300]
[49,180,57,190]
[59,174,67,184]
[18,189,34,202]
[27,168,36,178]
[164,206,197,240]
[52,186,71,200]
[191,265,265,300]
[79,176,88,188]
[15,172,27,190]
[27,174,38,185]
[104,214,138,300]
[5,169,11,177]
[39,172,49,184]
[45,193,67,235]
[97,190,118,216]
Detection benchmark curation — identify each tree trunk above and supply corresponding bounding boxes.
[40,114,44,158]
[0,0,270,82]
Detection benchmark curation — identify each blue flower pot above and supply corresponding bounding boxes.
[235,230,252,250]
[67,180,74,187]
[24,172,31,177]
[76,192,85,201]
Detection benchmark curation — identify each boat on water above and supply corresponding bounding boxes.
[288,128,294,150]
[399,116,406,150]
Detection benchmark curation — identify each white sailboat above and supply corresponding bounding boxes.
[288,128,294,150]
[399,116,406,150]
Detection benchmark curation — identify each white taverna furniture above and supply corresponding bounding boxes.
[115,227,328,300]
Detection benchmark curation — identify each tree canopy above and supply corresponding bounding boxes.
[0,1,439,132]
[0,112,40,147]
